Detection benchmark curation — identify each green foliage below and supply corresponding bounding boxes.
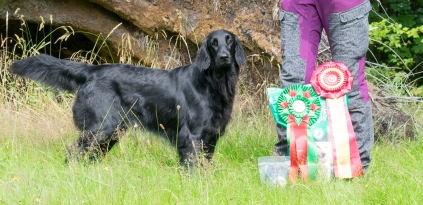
[370,0,423,27]
[369,19,423,70]
[368,0,423,94]
[368,18,423,97]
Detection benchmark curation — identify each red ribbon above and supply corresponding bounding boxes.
[288,115,309,182]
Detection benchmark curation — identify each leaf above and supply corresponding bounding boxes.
[411,37,423,54]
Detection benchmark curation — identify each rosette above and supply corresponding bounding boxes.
[310,62,363,178]
[310,62,353,99]
[276,84,320,182]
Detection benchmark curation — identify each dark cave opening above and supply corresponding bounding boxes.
[0,19,116,63]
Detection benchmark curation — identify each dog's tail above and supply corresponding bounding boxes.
[8,54,92,92]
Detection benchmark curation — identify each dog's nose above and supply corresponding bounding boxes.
[220,54,229,60]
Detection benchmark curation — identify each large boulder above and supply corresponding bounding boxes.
[1,0,281,66]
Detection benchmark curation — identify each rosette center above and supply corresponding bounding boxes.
[292,100,306,113]
[326,73,339,84]
[318,67,346,91]
[288,96,310,119]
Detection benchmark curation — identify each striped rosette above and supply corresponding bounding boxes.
[310,62,363,178]
[276,85,320,182]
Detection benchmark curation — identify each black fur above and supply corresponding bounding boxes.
[9,29,247,165]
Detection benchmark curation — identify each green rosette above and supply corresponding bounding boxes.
[267,85,321,180]
[276,84,321,126]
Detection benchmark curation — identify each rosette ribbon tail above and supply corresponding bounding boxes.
[326,98,363,178]
[287,115,309,182]
[311,62,363,178]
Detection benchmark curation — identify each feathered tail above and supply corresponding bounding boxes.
[8,54,91,91]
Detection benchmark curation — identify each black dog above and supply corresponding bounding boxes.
[9,29,247,165]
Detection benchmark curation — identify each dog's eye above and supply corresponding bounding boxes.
[211,39,218,47]
[227,38,233,45]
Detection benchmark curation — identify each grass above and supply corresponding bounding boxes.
[0,99,423,204]
[1,12,423,205]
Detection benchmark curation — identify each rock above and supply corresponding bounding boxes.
[1,0,281,66]
[1,0,152,63]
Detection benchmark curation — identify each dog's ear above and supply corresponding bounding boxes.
[193,38,211,71]
[234,36,247,67]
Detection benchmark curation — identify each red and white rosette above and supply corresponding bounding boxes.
[310,62,363,178]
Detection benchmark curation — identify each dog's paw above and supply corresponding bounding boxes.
[65,143,104,165]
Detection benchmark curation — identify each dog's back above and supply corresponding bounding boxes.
[9,54,92,91]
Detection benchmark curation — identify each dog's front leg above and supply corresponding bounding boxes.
[177,136,203,167]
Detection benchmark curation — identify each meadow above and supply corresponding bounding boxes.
[1,17,423,205]
[1,97,423,204]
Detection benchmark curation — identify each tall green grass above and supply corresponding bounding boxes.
[1,12,423,205]
[1,102,423,204]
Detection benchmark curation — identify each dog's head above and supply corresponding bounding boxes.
[194,29,247,71]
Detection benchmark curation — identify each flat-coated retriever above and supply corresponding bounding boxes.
[9,29,247,166]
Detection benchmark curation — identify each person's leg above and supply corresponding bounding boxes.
[318,0,374,170]
[275,1,322,155]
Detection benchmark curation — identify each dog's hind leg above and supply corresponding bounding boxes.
[66,130,120,163]
[66,89,124,163]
